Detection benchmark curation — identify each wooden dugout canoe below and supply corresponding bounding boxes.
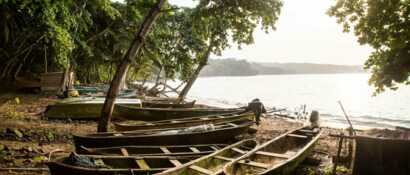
[224,126,322,175]
[115,104,246,121]
[114,112,254,131]
[47,154,200,175]
[73,120,254,149]
[44,98,141,120]
[77,144,227,157]
[157,139,258,175]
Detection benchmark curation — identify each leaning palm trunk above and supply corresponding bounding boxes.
[98,0,167,132]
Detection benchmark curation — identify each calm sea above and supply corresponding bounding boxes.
[187,73,410,129]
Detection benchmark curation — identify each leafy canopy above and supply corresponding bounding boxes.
[328,0,410,94]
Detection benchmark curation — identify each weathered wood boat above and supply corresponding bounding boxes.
[115,104,245,121]
[141,100,196,108]
[114,112,254,131]
[44,97,141,120]
[47,154,200,175]
[78,144,227,157]
[73,119,254,149]
[353,135,410,175]
[156,139,258,175]
[223,126,322,175]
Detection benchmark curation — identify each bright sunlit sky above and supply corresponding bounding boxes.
[169,0,373,65]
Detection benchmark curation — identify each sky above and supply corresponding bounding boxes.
[169,0,373,65]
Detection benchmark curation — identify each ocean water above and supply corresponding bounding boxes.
[187,73,410,129]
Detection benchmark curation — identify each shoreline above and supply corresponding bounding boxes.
[192,96,406,131]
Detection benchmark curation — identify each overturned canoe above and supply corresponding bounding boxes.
[224,126,322,175]
[157,139,258,175]
[47,154,200,175]
[115,104,245,121]
[141,100,196,108]
[73,120,254,149]
[78,144,227,157]
[114,112,254,131]
[44,97,141,120]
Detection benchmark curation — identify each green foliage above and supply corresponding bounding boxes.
[193,0,283,55]
[3,97,23,119]
[328,0,410,94]
[323,165,351,175]
[1,0,283,87]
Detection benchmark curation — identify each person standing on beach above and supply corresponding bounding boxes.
[247,98,266,125]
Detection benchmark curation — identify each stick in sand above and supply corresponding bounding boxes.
[338,101,356,136]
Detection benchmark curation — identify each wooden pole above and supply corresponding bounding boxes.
[337,101,356,135]
[332,133,344,175]
[338,101,356,169]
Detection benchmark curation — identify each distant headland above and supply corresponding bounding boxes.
[200,58,365,77]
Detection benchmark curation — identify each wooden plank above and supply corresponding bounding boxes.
[136,159,150,170]
[214,156,234,161]
[210,146,219,151]
[227,123,238,127]
[114,133,123,136]
[299,129,316,133]
[120,148,150,170]
[255,151,290,159]
[160,147,172,154]
[287,133,308,139]
[189,165,213,175]
[238,160,270,169]
[120,148,129,156]
[190,147,200,153]
[169,159,182,167]
[231,147,246,154]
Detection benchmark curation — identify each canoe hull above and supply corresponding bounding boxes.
[73,121,253,149]
[44,98,141,120]
[116,105,245,121]
[114,112,253,131]
[224,127,322,175]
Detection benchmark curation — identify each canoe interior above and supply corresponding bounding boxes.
[224,127,322,175]
[86,119,253,137]
[73,120,254,148]
[158,139,257,175]
[114,112,253,131]
[78,144,227,156]
[116,104,246,121]
[47,155,196,175]
[141,100,195,108]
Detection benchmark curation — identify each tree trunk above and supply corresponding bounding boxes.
[97,0,167,132]
[177,44,213,103]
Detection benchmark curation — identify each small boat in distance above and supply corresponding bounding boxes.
[114,112,253,131]
[73,119,255,149]
[115,104,246,121]
[157,139,258,175]
[223,126,322,175]
[77,144,227,157]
